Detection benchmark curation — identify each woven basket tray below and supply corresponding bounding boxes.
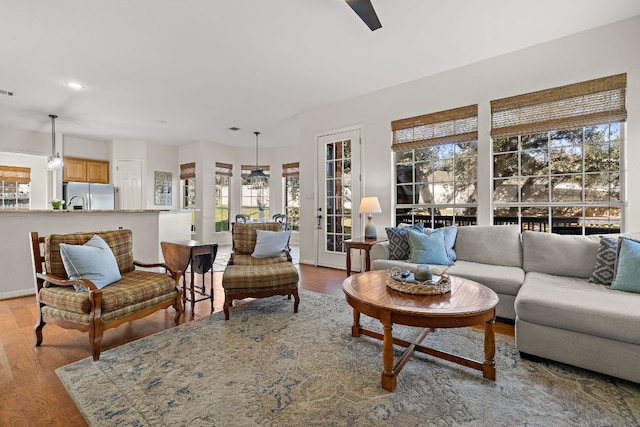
[386,267,451,295]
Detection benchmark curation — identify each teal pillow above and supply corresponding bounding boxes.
[425,226,458,262]
[610,237,640,293]
[252,230,291,258]
[60,235,122,291]
[407,229,452,266]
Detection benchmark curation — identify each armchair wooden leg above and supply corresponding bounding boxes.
[293,289,300,313]
[173,288,184,324]
[223,295,232,320]
[34,309,45,346]
[89,323,104,361]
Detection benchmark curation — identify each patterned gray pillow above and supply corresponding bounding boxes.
[589,237,618,285]
[385,223,424,260]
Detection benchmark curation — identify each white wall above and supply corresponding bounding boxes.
[297,15,640,264]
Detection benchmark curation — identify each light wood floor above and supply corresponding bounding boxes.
[0,264,514,426]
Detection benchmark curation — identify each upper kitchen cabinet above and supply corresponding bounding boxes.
[63,157,109,183]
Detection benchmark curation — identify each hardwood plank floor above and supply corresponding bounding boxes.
[0,264,513,426]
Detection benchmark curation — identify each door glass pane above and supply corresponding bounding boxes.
[324,139,351,253]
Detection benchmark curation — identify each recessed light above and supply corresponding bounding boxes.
[66,81,84,90]
[157,119,168,124]
[228,127,240,131]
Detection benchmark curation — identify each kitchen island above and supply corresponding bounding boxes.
[0,209,192,299]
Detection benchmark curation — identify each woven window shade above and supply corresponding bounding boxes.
[491,73,627,138]
[0,166,31,182]
[241,165,270,178]
[180,162,196,180]
[215,162,233,177]
[282,162,300,177]
[391,104,478,152]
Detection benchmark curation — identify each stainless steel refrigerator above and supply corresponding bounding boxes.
[63,182,118,210]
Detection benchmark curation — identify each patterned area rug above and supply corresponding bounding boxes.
[56,290,640,426]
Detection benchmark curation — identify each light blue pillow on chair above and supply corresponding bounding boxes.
[407,229,452,266]
[60,235,122,291]
[610,237,640,293]
[252,230,291,258]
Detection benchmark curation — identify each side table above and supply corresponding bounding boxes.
[161,240,218,314]
[344,237,386,276]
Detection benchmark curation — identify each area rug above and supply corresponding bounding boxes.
[56,290,640,426]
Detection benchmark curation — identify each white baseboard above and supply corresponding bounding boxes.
[0,288,35,300]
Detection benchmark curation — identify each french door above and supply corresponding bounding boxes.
[316,128,362,270]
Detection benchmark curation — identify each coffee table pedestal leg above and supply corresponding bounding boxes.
[483,317,496,380]
[351,309,361,337]
[380,311,397,391]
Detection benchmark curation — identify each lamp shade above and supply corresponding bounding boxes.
[359,196,382,214]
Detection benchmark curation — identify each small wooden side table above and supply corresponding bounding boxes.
[344,237,386,276]
[161,240,218,314]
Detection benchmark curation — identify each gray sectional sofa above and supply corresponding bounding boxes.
[370,225,640,384]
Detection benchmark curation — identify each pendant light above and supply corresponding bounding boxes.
[247,131,267,188]
[47,114,63,170]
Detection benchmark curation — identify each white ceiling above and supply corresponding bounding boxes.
[1,0,639,148]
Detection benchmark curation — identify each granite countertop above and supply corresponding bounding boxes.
[0,209,172,214]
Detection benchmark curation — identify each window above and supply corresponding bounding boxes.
[241,164,269,221]
[180,162,196,231]
[491,74,626,234]
[392,105,478,227]
[283,162,300,231]
[215,162,232,232]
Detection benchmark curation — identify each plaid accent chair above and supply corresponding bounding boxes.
[222,222,299,319]
[31,229,183,361]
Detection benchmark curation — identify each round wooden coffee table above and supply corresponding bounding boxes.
[343,270,499,391]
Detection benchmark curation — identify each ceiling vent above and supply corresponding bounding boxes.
[0,89,14,96]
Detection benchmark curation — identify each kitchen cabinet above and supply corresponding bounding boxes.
[63,157,109,184]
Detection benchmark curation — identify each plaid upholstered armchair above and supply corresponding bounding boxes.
[30,229,183,360]
[222,222,299,319]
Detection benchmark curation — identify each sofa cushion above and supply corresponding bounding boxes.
[38,270,177,316]
[60,235,122,290]
[454,225,522,267]
[425,226,457,262]
[45,229,135,278]
[589,236,618,285]
[515,272,640,345]
[610,237,640,294]
[407,229,451,265]
[522,231,599,278]
[385,223,424,260]
[446,260,525,297]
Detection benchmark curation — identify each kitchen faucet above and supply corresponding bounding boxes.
[68,195,86,210]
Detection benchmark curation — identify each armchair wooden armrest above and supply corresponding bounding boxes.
[36,272,98,291]
[133,260,182,282]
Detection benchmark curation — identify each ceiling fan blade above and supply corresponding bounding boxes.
[346,0,382,31]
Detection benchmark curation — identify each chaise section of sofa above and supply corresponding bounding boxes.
[515,230,640,383]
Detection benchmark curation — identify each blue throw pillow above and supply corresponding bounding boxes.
[425,226,458,262]
[60,235,122,291]
[252,230,291,258]
[406,229,452,266]
[610,237,640,293]
[385,223,424,260]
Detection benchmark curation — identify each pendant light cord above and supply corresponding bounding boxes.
[49,114,57,156]
[254,131,260,168]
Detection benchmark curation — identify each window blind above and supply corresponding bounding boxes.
[391,104,478,152]
[0,165,31,182]
[282,162,299,177]
[180,162,196,180]
[491,73,627,138]
[241,165,270,178]
[215,162,233,177]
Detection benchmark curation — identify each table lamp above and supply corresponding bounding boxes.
[359,196,382,239]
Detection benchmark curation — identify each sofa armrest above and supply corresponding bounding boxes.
[371,241,390,262]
